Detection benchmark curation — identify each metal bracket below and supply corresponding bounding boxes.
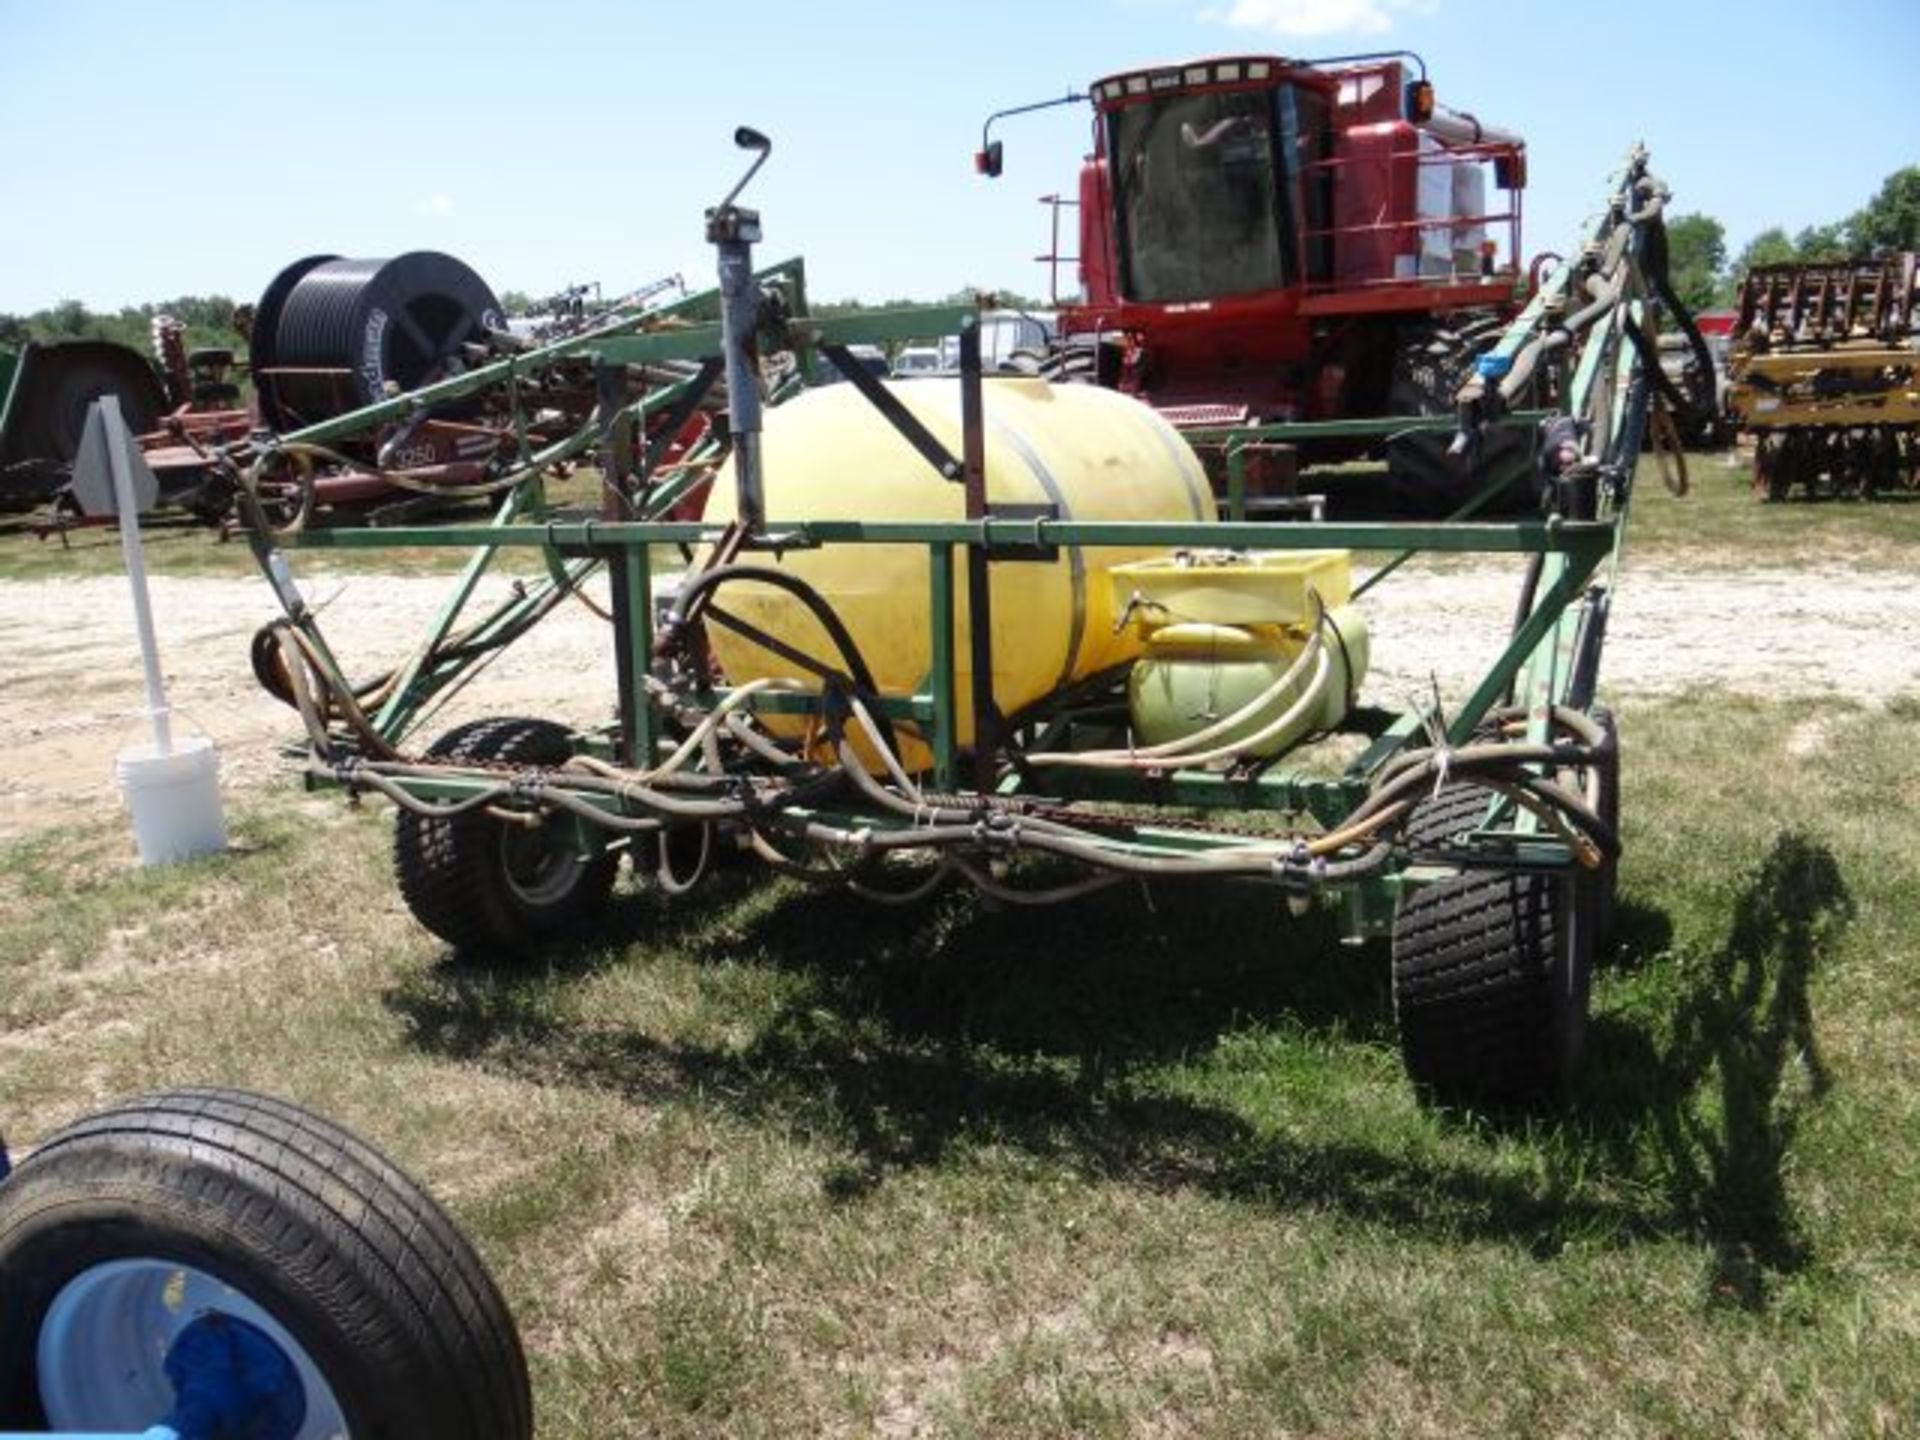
[981,502,1060,561]
[818,342,964,482]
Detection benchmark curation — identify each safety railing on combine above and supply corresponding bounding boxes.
[1297,138,1524,296]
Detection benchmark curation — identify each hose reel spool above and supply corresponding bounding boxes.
[251,252,504,430]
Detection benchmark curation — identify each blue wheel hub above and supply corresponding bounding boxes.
[163,1312,307,1440]
[29,1258,347,1439]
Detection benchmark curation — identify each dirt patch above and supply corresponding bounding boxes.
[3,560,1914,844]
[1363,560,1920,705]
[1,571,616,846]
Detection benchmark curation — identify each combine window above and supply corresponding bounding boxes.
[1110,89,1290,303]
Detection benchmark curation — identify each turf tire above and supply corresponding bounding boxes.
[0,1087,530,1439]
[394,716,617,952]
[1392,783,1595,1104]
[1385,319,1533,517]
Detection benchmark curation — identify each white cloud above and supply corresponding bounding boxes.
[413,192,455,217]
[1200,0,1431,38]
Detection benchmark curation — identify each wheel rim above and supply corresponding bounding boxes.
[499,821,584,908]
[37,1258,350,1439]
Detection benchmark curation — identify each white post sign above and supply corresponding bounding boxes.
[74,397,227,864]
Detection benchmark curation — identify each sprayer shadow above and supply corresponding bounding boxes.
[389,830,1848,1284]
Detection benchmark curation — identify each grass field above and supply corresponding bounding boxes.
[0,468,613,582]
[3,688,1916,1437]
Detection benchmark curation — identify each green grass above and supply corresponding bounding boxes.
[0,510,516,580]
[1620,450,1920,568]
[2,693,1917,1436]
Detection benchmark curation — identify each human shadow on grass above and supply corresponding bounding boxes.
[390,831,1848,1274]
[1572,829,1847,1306]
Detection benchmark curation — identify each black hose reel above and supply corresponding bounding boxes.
[251,252,504,431]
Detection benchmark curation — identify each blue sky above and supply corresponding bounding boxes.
[0,0,1912,312]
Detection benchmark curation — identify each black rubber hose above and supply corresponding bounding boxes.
[1510,550,1544,639]
[703,603,850,689]
[1504,550,1545,705]
[1634,203,1719,428]
[1623,319,1703,418]
[671,563,888,712]
[1565,587,1610,712]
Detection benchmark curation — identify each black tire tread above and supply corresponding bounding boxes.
[1393,868,1568,1101]
[0,1087,529,1439]
[394,716,615,951]
[1385,318,1533,517]
[1402,778,1502,852]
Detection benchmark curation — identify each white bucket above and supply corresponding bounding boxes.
[115,735,228,866]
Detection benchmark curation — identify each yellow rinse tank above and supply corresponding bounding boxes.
[1109,550,1369,761]
[701,378,1216,770]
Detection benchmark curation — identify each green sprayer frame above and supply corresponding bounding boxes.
[240,146,1674,945]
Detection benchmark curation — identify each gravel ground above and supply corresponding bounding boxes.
[4,560,1915,845]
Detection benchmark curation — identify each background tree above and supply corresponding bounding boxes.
[1664,213,1728,310]
[1732,226,1799,278]
[1849,165,1920,252]
[1791,222,1850,261]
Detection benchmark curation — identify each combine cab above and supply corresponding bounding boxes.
[1727,252,1920,498]
[982,51,1534,507]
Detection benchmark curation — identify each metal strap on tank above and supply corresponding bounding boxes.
[985,415,1087,694]
[1139,407,1212,519]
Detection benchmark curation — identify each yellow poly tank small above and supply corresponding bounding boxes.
[702,378,1215,769]
[1127,607,1371,759]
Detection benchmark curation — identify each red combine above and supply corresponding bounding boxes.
[981,51,1532,504]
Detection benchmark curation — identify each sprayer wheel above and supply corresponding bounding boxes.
[0,1088,529,1439]
[1391,864,1592,1106]
[1393,780,1594,1103]
[393,716,617,953]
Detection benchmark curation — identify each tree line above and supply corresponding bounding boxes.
[1662,165,1919,312]
[0,294,240,359]
[1,285,1054,361]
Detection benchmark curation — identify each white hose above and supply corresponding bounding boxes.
[846,693,926,803]
[568,677,805,785]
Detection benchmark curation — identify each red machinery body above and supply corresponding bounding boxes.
[1051,55,1528,427]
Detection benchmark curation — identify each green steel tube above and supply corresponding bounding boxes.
[291,517,1615,556]
[1444,552,1599,746]
[928,543,958,789]
[1351,449,1538,600]
[1184,408,1550,446]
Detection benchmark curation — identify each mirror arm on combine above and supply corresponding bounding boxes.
[974,90,1086,178]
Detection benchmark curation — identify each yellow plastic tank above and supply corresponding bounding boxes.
[702,378,1215,768]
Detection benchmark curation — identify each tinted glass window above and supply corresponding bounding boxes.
[1110,90,1286,302]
